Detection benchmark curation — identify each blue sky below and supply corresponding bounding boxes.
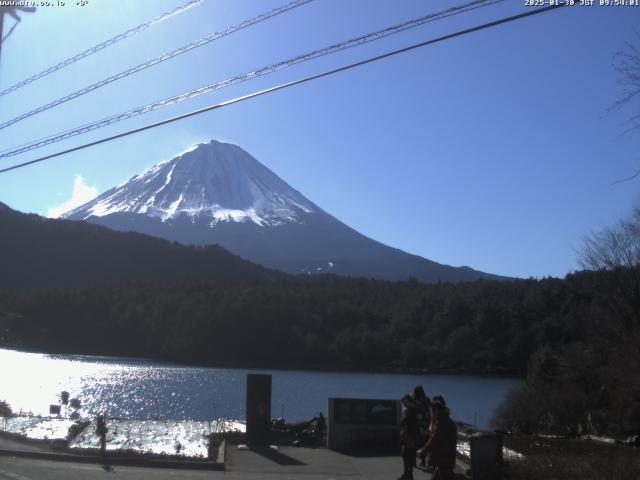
[0,0,637,278]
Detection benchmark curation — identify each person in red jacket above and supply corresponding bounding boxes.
[417,401,457,480]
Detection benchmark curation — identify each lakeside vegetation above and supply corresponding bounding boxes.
[493,207,640,438]
[501,435,640,480]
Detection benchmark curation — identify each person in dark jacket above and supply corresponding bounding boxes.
[96,415,108,457]
[417,401,457,480]
[399,400,419,480]
[411,385,431,467]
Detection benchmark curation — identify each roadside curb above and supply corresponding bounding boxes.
[0,448,225,470]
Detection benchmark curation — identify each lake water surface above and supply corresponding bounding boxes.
[0,348,521,429]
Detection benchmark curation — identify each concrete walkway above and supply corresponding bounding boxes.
[226,444,468,479]
[0,435,468,479]
[227,444,403,478]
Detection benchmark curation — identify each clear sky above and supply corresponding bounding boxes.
[0,0,637,279]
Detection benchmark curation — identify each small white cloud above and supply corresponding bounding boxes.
[47,175,98,218]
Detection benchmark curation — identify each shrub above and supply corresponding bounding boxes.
[0,400,12,417]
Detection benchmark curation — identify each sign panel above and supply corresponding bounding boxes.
[328,397,401,452]
[333,398,398,426]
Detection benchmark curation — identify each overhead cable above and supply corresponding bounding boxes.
[0,0,206,98]
[0,0,505,157]
[0,3,569,175]
[0,0,313,130]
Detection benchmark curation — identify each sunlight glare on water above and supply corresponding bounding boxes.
[0,347,521,428]
[0,348,223,420]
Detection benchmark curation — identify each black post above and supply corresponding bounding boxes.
[0,7,37,77]
[246,374,271,447]
[0,11,5,69]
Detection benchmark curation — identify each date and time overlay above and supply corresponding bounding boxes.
[0,0,638,8]
[526,0,638,6]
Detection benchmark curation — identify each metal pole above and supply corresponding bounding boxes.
[0,7,37,85]
[0,12,5,71]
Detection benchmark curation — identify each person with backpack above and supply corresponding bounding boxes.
[418,401,457,480]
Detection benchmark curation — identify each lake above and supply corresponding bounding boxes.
[0,347,521,429]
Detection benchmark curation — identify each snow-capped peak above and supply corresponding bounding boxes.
[62,140,315,227]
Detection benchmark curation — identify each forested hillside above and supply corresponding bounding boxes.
[0,202,282,290]
[0,271,611,375]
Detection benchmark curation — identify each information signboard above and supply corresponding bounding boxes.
[333,398,398,426]
[328,397,401,452]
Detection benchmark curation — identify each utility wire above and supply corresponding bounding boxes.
[0,2,569,176]
[0,0,505,158]
[0,0,206,97]
[1,19,19,43]
[0,0,313,130]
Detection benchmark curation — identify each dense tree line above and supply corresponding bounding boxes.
[0,270,611,376]
[491,269,640,437]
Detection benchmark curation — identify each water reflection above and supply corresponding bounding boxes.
[0,347,521,427]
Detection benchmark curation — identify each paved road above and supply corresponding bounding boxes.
[0,443,471,480]
[0,446,415,480]
[0,456,403,480]
[0,456,216,480]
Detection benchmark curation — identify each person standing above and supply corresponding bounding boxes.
[399,399,419,480]
[96,415,108,457]
[418,402,457,480]
[411,385,431,467]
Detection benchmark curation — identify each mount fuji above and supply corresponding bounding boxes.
[63,140,503,282]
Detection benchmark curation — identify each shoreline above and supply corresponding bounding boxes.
[0,415,237,462]
[0,344,523,379]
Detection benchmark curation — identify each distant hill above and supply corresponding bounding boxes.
[0,202,282,291]
[63,140,508,283]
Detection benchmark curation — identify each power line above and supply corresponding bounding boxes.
[0,0,313,130]
[0,0,206,97]
[0,0,505,158]
[0,2,569,176]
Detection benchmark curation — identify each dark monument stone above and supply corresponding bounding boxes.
[246,374,271,446]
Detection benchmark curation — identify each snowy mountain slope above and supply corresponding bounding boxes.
[65,140,314,227]
[64,140,505,283]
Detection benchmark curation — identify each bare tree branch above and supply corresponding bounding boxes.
[608,29,640,136]
[611,168,640,185]
[580,205,640,330]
